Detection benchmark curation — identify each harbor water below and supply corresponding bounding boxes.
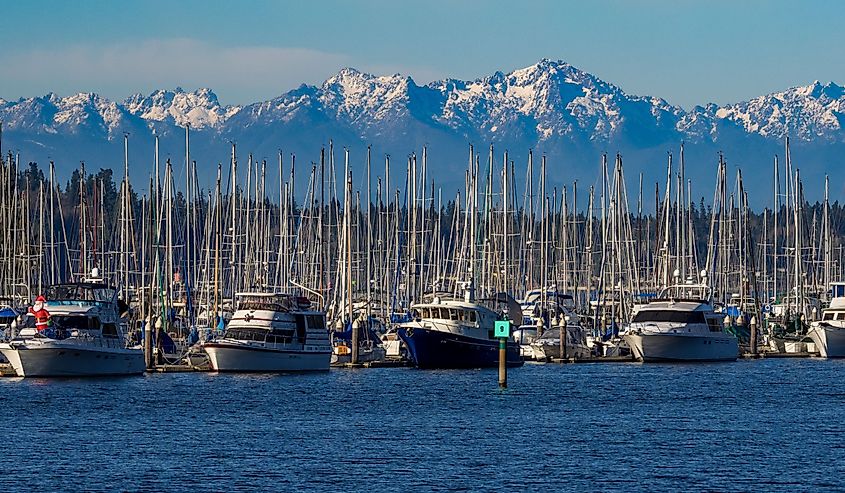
[1,358,843,491]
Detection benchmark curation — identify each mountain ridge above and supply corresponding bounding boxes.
[0,59,842,204]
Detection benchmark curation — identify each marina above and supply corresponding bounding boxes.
[0,133,841,375]
[5,2,845,491]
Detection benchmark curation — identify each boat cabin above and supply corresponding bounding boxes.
[44,283,117,306]
[234,292,312,312]
[412,305,479,324]
[226,293,325,346]
[656,283,712,303]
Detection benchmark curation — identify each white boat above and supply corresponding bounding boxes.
[512,326,538,360]
[330,314,387,365]
[202,293,331,372]
[0,283,145,377]
[379,327,404,358]
[623,281,738,362]
[531,319,591,361]
[807,282,845,358]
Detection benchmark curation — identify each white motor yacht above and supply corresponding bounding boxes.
[623,279,738,362]
[0,282,145,377]
[807,282,845,358]
[202,293,331,372]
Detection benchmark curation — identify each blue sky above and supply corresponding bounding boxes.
[1,0,842,109]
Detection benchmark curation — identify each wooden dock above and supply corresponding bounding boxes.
[742,351,819,359]
[546,356,635,364]
[333,358,412,369]
[152,364,210,372]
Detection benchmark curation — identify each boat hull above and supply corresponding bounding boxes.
[0,344,145,377]
[531,342,591,361]
[204,343,331,372]
[397,326,523,369]
[331,346,386,365]
[807,324,845,358]
[623,333,738,362]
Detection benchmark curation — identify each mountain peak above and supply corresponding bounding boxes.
[2,61,845,175]
[123,87,236,129]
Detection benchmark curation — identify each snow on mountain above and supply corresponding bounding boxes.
[2,59,845,199]
[123,87,240,129]
[714,81,845,141]
[0,92,141,139]
[2,61,843,146]
[432,59,645,141]
[320,68,414,126]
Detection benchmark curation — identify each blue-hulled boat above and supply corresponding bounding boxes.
[397,297,523,369]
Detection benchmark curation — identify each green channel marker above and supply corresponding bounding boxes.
[494,320,510,338]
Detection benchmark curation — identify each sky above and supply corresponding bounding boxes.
[1,0,843,109]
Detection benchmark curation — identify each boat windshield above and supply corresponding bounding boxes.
[45,285,115,304]
[52,315,101,331]
[823,311,845,321]
[236,294,304,312]
[632,311,706,324]
[224,328,268,342]
[657,284,711,301]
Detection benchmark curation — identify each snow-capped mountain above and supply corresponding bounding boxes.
[123,87,240,129]
[1,59,843,202]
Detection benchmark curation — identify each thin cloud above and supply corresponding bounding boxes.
[0,39,352,104]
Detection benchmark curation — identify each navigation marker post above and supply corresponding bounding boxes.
[494,320,510,388]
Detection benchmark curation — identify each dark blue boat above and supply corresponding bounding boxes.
[398,326,523,369]
[396,299,523,369]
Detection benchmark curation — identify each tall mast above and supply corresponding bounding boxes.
[824,175,831,296]
[122,133,130,291]
[230,143,238,306]
[80,161,88,279]
[184,124,192,321]
[345,150,357,364]
[502,149,509,295]
[366,145,372,321]
[214,163,222,329]
[49,162,56,285]
[773,155,779,302]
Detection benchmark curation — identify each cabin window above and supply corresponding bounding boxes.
[306,315,326,331]
[631,311,707,324]
[467,311,477,323]
[268,329,295,345]
[102,324,118,337]
[824,313,834,321]
[225,329,267,342]
[52,315,98,332]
